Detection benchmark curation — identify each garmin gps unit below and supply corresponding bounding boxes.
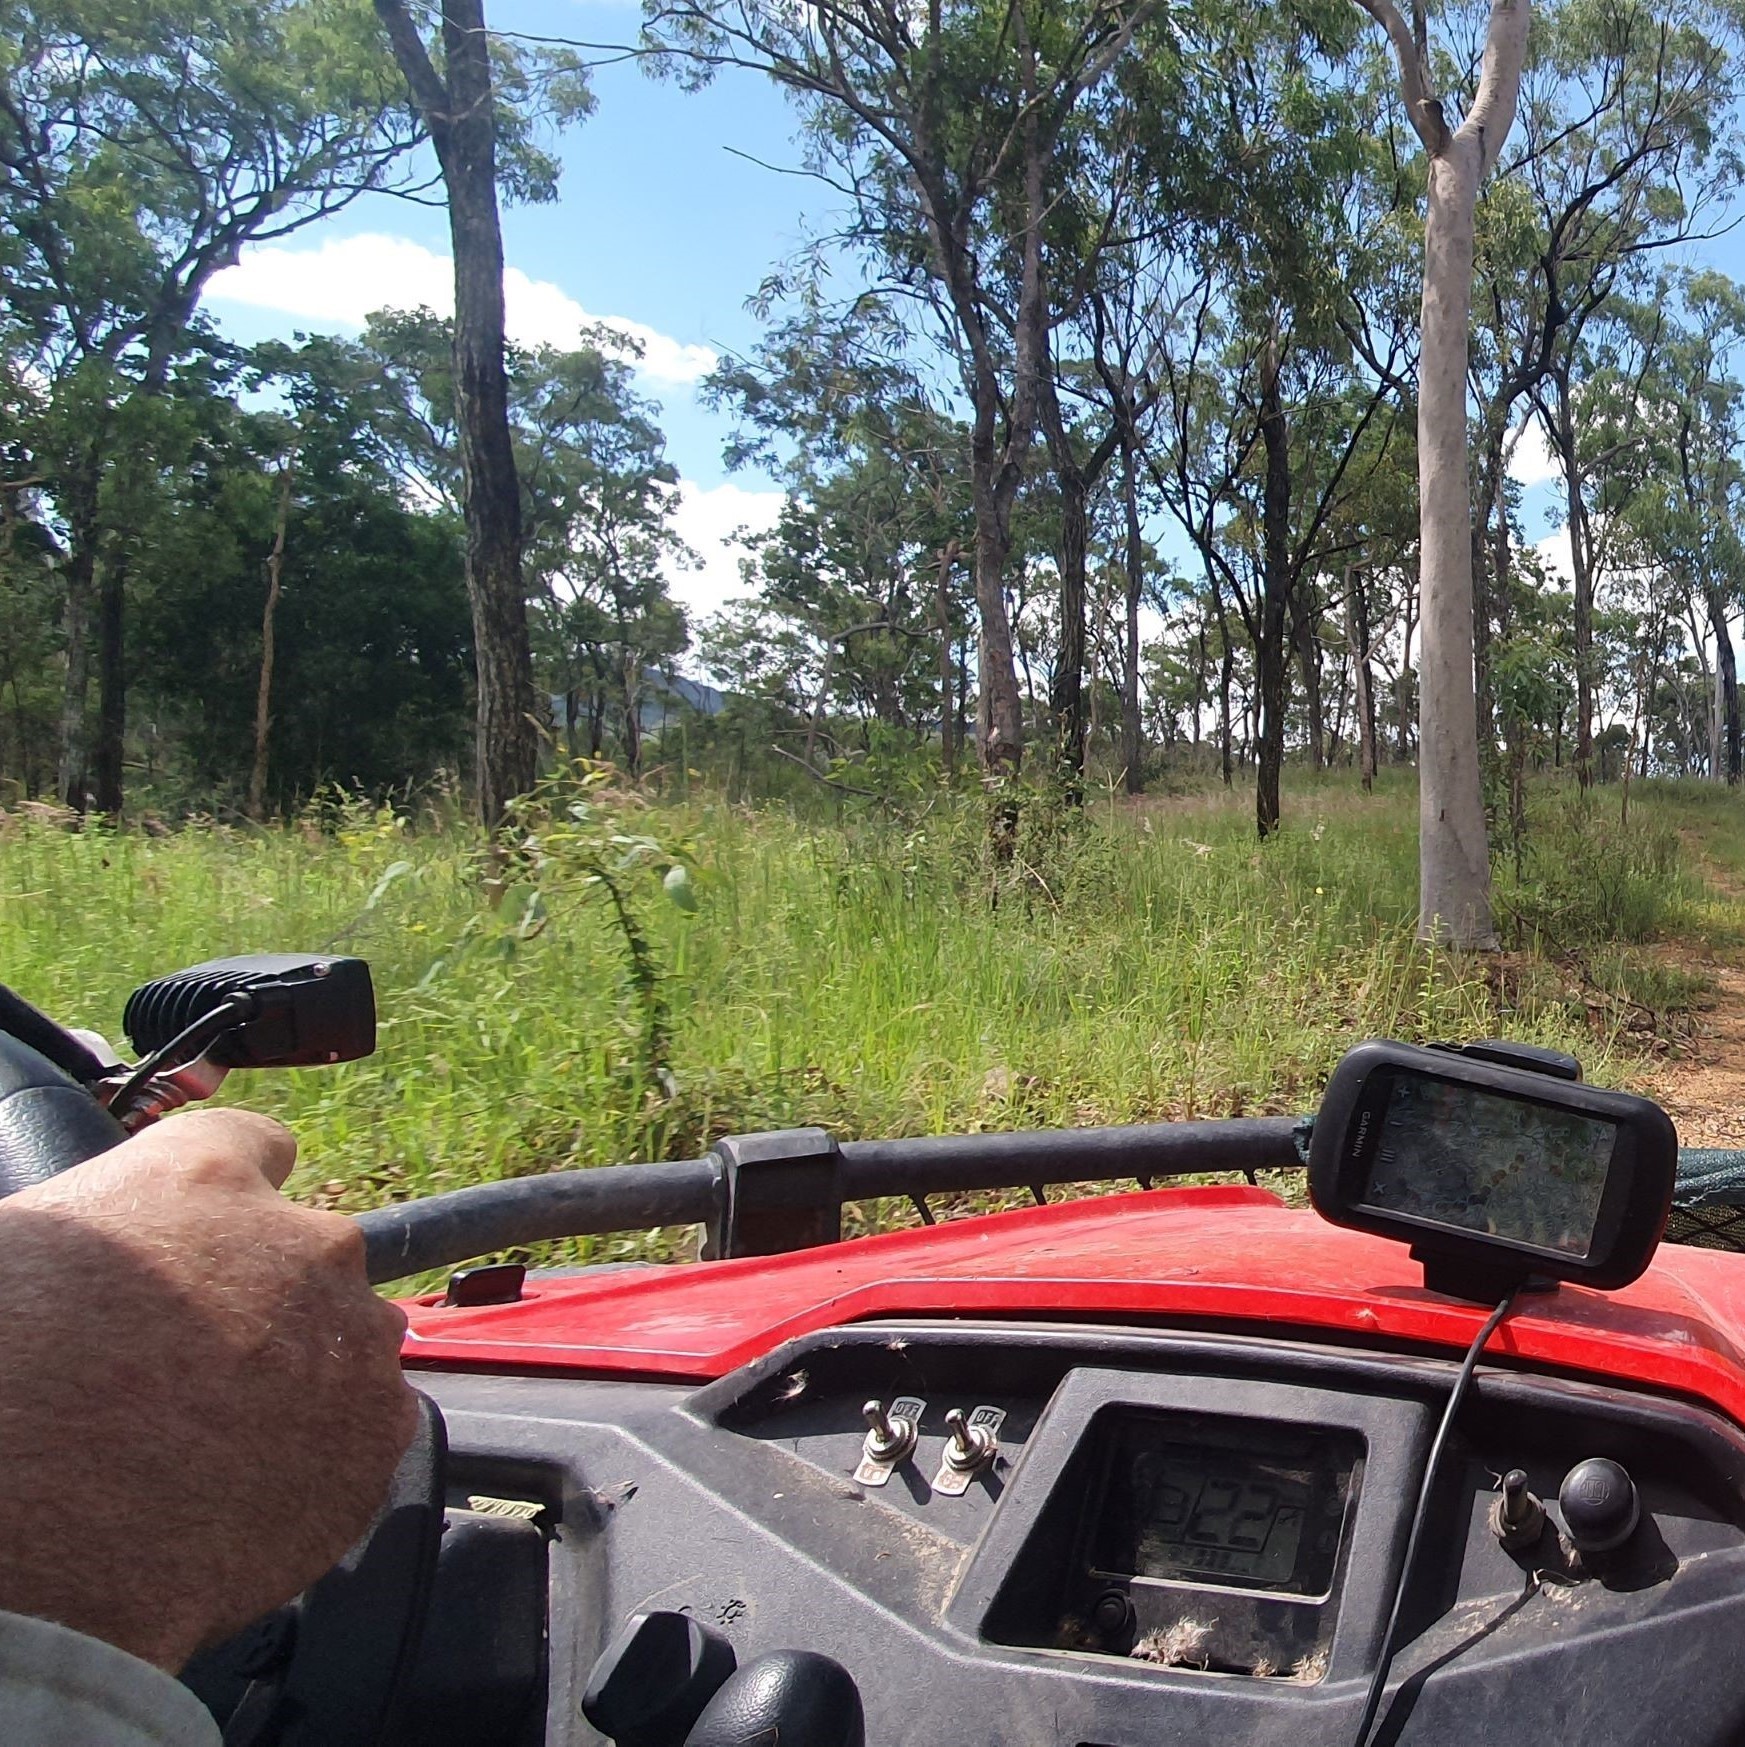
[1308,1040,1678,1300]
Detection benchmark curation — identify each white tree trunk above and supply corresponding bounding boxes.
[1358,0,1528,950]
[1417,140,1497,947]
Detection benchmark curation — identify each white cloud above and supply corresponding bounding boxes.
[1506,417,1562,489]
[1534,526,1574,585]
[1533,514,1649,596]
[208,232,718,385]
[667,478,785,619]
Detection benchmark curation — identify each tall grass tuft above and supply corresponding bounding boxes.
[0,772,1695,1263]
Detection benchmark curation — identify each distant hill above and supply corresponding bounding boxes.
[549,668,729,736]
[653,670,727,719]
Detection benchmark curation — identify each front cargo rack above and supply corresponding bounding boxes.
[356,1119,1745,1285]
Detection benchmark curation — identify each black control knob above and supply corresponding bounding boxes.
[1559,1457,1640,1555]
[683,1650,864,1747]
[1092,1589,1133,1639]
[582,1610,737,1747]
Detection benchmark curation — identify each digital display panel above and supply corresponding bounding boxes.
[1359,1074,1616,1258]
[1089,1418,1356,1598]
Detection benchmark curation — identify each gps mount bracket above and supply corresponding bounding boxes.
[1410,1247,1560,1305]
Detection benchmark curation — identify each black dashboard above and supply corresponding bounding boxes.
[400,1320,1745,1745]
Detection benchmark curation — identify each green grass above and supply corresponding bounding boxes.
[0,769,1716,1262]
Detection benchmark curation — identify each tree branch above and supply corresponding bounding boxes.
[373,0,453,152]
[770,743,881,795]
[1352,0,1450,154]
[1460,0,1531,176]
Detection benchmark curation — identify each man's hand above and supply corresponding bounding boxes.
[0,1110,417,1671]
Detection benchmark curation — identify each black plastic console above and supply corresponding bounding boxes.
[399,1320,1745,1746]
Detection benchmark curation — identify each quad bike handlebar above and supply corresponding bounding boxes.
[352,1115,1309,1283]
[0,1029,125,1196]
[10,953,1745,1285]
[11,1003,1745,1287]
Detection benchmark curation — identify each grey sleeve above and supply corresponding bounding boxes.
[0,1608,220,1746]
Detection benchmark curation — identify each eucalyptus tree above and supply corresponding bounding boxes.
[0,0,427,812]
[1035,26,1217,793]
[373,0,591,821]
[1612,273,1745,782]
[1354,0,1532,948]
[1027,22,1207,787]
[497,339,690,774]
[703,300,974,772]
[1492,582,1575,865]
[1082,265,1168,793]
[351,308,692,776]
[718,462,953,761]
[1647,651,1722,775]
[1516,0,1745,787]
[1147,266,1252,790]
[0,425,59,794]
[1525,278,1673,786]
[1144,12,1413,838]
[642,0,1165,782]
[1306,404,1422,784]
[1150,277,1411,832]
[127,401,473,809]
[237,334,426,817]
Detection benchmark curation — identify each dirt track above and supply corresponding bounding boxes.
[1648,841,1745,1149]
[1652,961,1745,1148]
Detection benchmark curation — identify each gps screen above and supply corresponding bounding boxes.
[1358,1074,1616,1257]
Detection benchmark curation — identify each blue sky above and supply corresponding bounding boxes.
[203,2,1743,633]
[208,0,831,616]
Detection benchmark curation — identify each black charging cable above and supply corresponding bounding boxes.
[1350,1288,1519,1747]
[105,991,256,1122]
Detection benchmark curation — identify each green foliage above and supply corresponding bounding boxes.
[338,309,694,778]
[0,0,435,811]
[493,763,699,1080]
[700,302,972,760]
[1,773,1687,1274]
[0,502,61,797]
[482,35,596,204]
[1,0,423,368]
[133,441,475,809]
[1497,790,1697,948]
[8,0,1745,870]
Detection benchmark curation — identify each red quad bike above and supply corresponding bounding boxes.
[8,956,1745,1747]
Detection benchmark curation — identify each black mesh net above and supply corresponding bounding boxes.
[1666,1151,1745,1253]
[1665,1202,1745,1252]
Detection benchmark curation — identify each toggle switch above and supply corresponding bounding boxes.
[933,1405,1005,1495]
[943,1408,997,1471]
[853,1396,923,1487]
[861,1399,918,1464]
[1491,1468,1546,1552]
